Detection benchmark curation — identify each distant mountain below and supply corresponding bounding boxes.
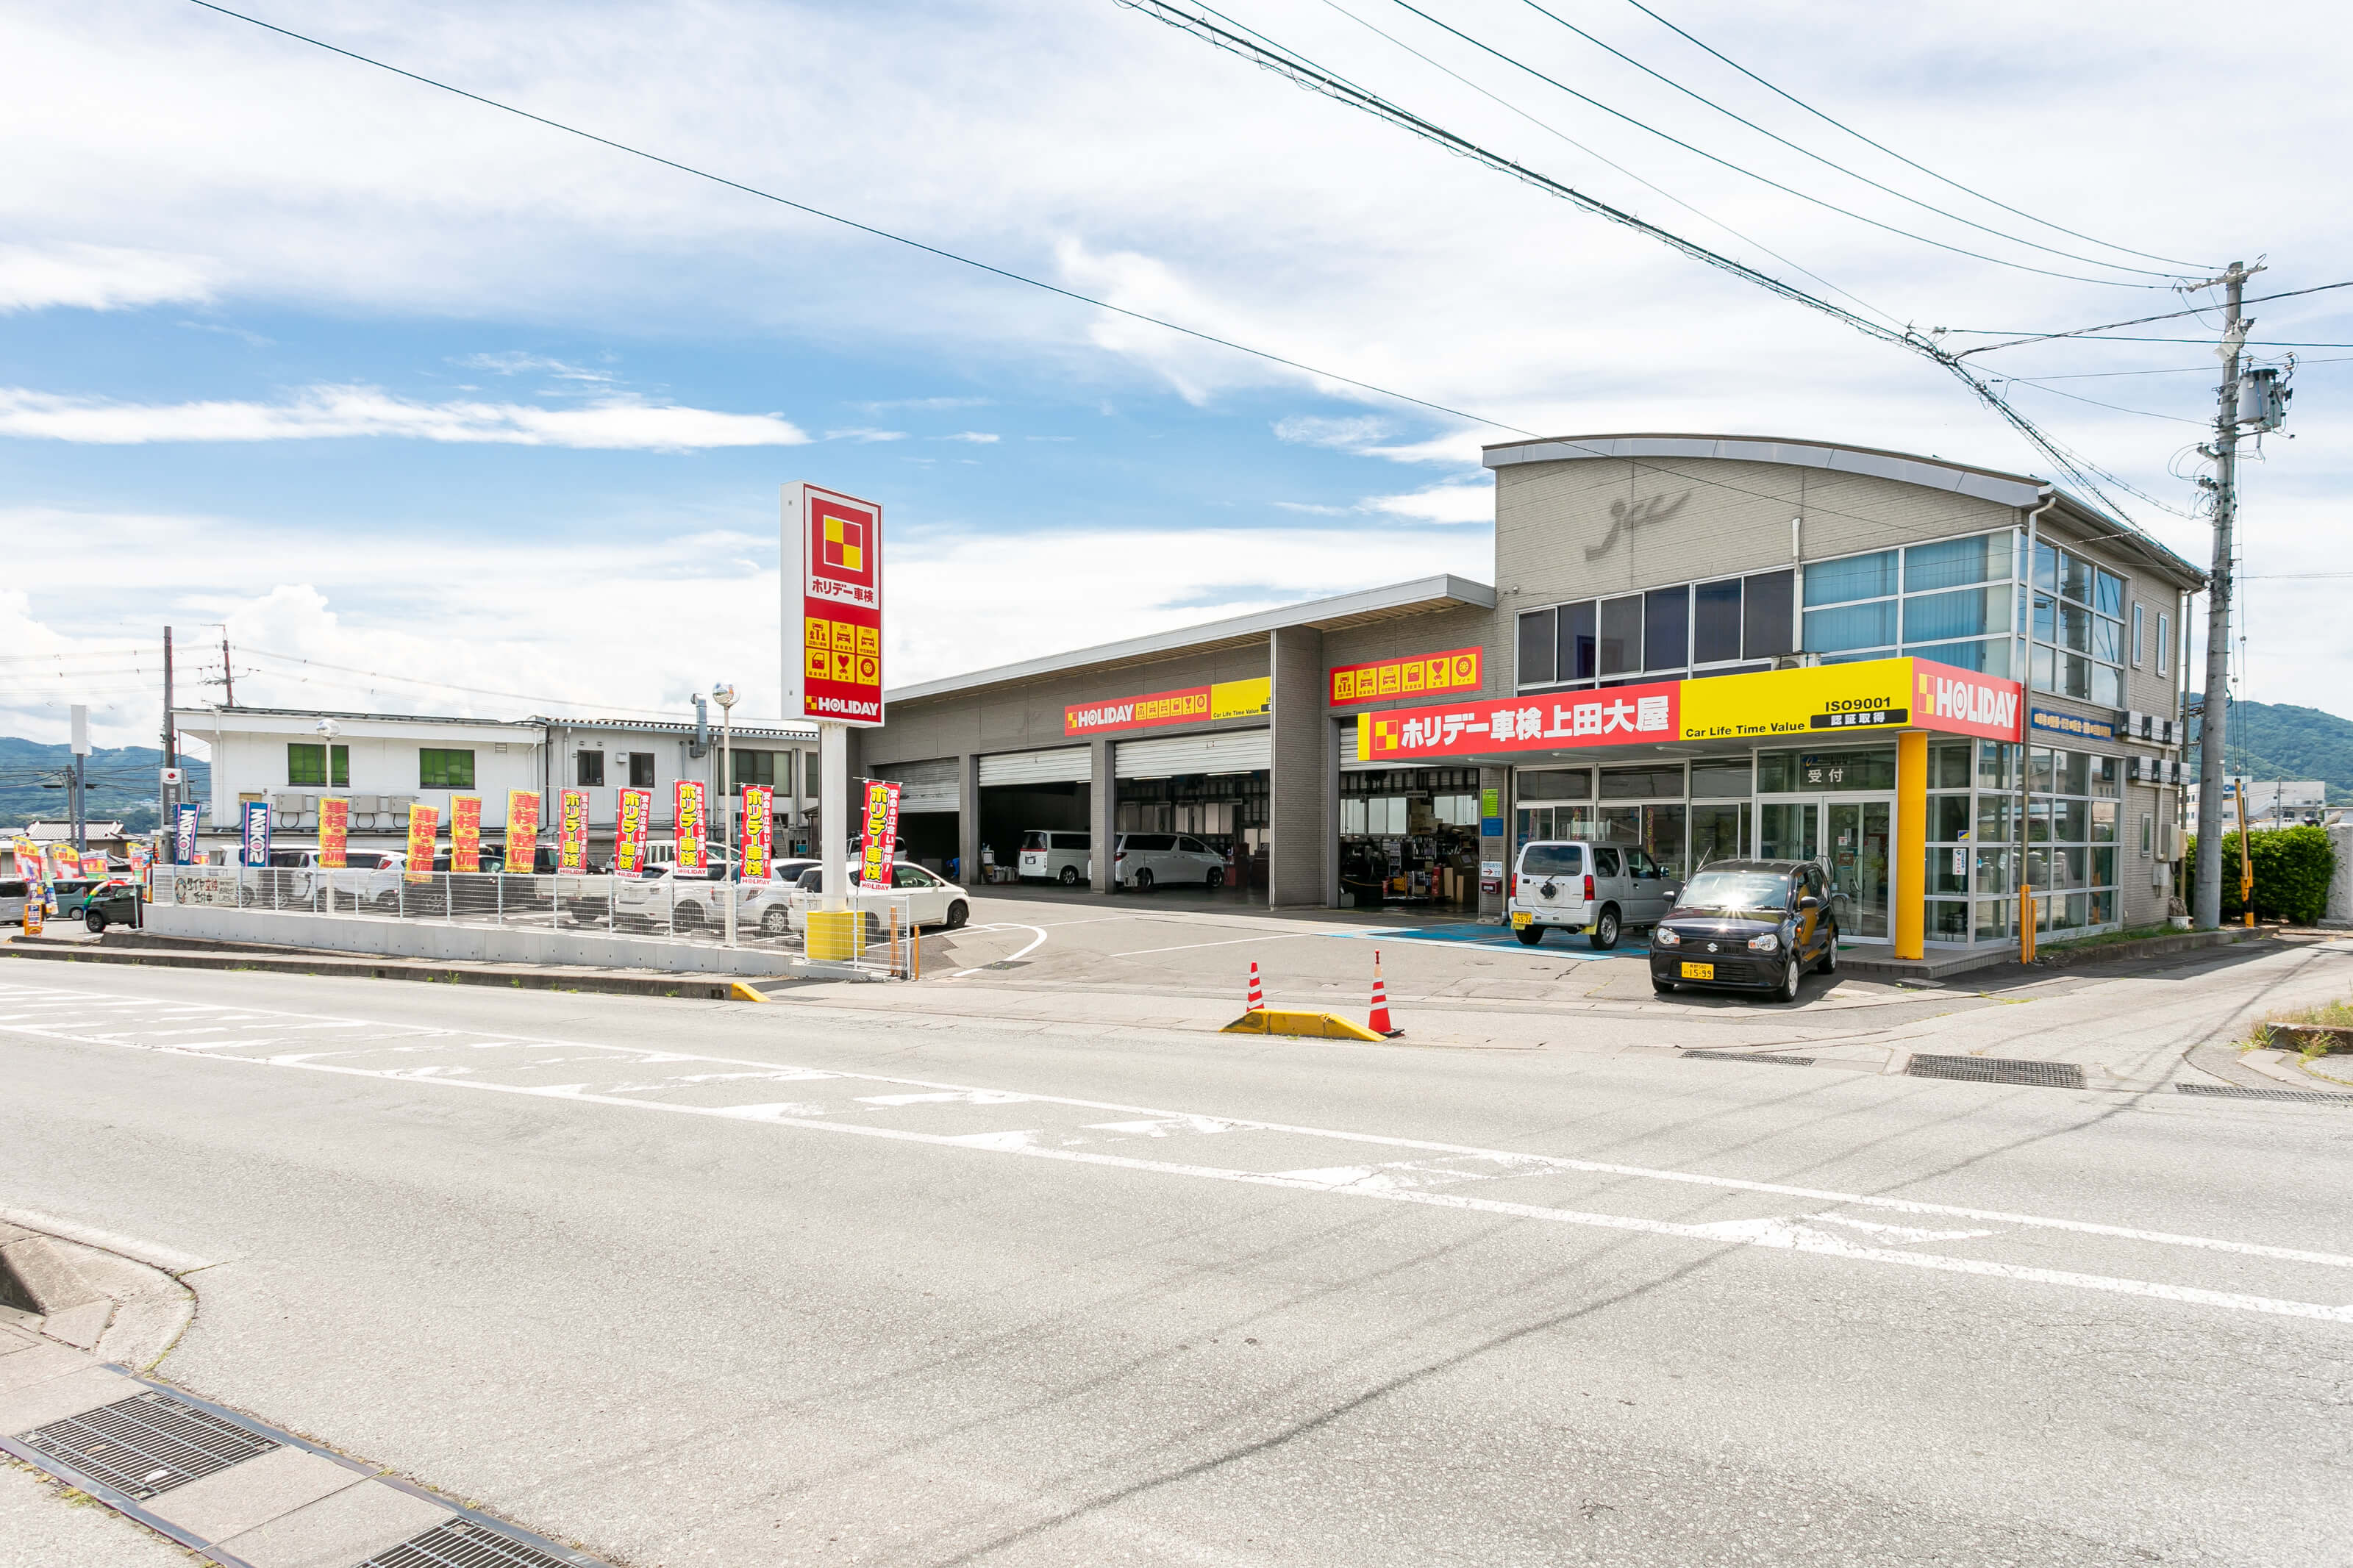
[2193,700,2353,803]
[0,740,210,835]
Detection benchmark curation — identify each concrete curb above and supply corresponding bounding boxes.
[0,1216,615,1568]
[1,938,823,1002]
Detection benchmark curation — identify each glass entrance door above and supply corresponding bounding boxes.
[1823,798,1892,939]
[1757,801,1818,864]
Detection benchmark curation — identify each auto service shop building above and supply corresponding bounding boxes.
[858,434,2204,961]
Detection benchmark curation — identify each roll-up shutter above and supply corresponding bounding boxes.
[872,758,960,812]
[1338,720,1384,773]
[978,746,1092,787]
[1115,728,1271,778]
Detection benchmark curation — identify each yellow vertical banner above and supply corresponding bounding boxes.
[504,790,540,873]
[404,803,439,882]
[450,795,483,873]
[318,798,349,869]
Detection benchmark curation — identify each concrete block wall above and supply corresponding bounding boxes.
[145,904,803,976]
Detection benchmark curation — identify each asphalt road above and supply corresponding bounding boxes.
[2,955,2350,1568]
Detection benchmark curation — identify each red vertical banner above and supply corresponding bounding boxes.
[450,796,483,873]
[858,780,901,889]
[615,788,651,878]
[504,790,540,873]
[674,781,707,873]
[318,798,349,868]
[404,803,439,882]
[557,789,590,873]
[740,784,772,880]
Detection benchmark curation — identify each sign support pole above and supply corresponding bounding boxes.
[821,721,849,913]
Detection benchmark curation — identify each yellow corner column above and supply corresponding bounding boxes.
[1895,731,1928,960]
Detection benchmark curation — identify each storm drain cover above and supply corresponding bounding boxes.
[20,1389,277,1499]
[1682,1050,1816,1067]
[2177,1083,2353,1106]
[357,1518,596,1568]
[1906,1054,2085,1089]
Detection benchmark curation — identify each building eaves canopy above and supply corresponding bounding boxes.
[885,573,1496,705]
[1482,432,2205,591]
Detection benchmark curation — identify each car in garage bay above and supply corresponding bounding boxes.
[1112,833,1227,892]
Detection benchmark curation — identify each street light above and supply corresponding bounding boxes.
[712,682,738,946]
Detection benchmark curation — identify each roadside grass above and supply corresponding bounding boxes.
[2236,995,2353,1056]
[2036,922,2177,953]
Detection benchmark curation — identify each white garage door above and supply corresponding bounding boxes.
[978,746,1093,787]
[1339,721,1385,773]
[1115,728,1271,778]
[873,758,960,812]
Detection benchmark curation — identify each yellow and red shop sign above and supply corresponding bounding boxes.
[785,483,885,726]
[318,798,349,869]
[1357,657,2021,763]
[449,795,483,873]
[740,784,772,880]
[403,803,439,882]
[504,790,540,873]
[1065,676,1269,738]
[1329,646,1481,706]
[557,789,590,873]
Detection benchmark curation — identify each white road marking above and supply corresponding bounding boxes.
[7,978,2353,1322]
[950,923,1049,978]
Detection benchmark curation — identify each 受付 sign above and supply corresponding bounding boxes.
[785,483,885,726]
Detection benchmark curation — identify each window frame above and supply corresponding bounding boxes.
[286,742,349,788]
[1801,529,2017,673]
[1514,570,1794,695]
[575,750,606,787]
[418,748,476,790]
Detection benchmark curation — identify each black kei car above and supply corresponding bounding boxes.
[1648,859,1838,1003]
[80,879,145,934]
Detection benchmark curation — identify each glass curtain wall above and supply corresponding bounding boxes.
[1801,530,2018,675]
[1922,740,2023,942]
[1515,570,1796,692]
[2024,745,2120,933]
[2029,543,2128,708]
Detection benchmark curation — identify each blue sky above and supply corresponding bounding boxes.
[5,0,2349,747]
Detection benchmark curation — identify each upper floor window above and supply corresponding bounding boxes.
[288,742,348,788]
[732,749,784,790]
[419,748,475,789]
[1802,531,2015,675]
[575,750,605,787]
[2029,543,2126,707]
[1516,569,1793,691]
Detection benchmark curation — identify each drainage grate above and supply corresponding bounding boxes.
[1906,1054,2085,1089]
[356,1519,590,1568]
[2177,1083,2353,1105]
[19,1390,277,1499]
[1682,1050,1816,1067]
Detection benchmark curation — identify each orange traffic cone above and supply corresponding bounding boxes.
[1368,948,1402,1037]
[1246,960,1265,1013]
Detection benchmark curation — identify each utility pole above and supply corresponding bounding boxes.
[161,626,177,836]
[220,626,236,707]
[68,704,90,854]
[2191,260,2261,930]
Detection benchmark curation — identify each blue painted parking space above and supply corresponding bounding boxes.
[1332,923,1650,960]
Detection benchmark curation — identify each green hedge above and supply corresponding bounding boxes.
[2184,825,2338,925]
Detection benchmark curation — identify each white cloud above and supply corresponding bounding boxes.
[1273,415,1390,449]
[823,426,908,443]
[452,351,617,384]
[0,385,810,449]
[855,396,992,412]
[937,431,999,443]
[0,243,213,312]
[1364,482,1493,525]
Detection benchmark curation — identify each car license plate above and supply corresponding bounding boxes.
[1679,962,1714,980]
[1510,911,1532,928]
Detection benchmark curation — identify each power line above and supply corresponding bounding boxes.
[1948,279,2353,359]
[1614,0,2216,271]
[1496,0,2183,280]
[1365,0,2171,288]
[1300,0,1904,329]
[1996,380,2210,426]
[179,0,1538,440]
[1118,0,2157,521]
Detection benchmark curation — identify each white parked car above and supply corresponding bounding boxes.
[787,862,970,933]
[619,858,818,937]
[1016,830,1092,885]
[1505,840,1680,951]
[1113,833,1227,892]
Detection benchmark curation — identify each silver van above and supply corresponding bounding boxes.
[1506,840,1680,950]
[0,878,27,926]
[1016,830,1092,885]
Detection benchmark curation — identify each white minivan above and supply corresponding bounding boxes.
[1506,840,1680,951]
[1016,830,1092,885]
[1113,833,1228,892]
